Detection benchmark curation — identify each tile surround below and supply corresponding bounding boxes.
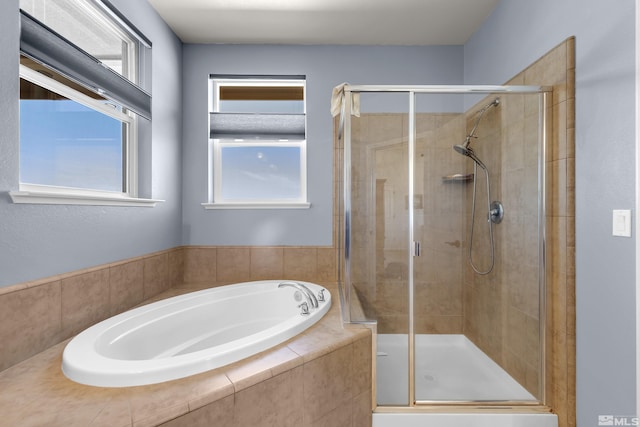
[0,280,62,373]
[183,246,337,286]
[0,282,372,427]
[0,244,339,374]
[0,248,181,373]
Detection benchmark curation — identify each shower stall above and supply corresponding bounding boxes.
[336,85,556,423]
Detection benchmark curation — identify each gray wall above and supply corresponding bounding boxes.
[0,0,184,287]
[181,44,463,246]
[465,0,636,424]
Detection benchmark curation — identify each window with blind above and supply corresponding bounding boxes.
[12,0,157,206]
[205,76,309,209]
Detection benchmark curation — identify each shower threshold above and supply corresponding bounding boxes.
[376,334,535,404]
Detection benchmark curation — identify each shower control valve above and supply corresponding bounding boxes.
[488,201,504,224]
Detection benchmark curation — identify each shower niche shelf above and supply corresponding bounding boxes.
[442,173,474,183]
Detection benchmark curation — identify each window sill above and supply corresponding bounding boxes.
[201,202,311,210]
[9,191,164,207]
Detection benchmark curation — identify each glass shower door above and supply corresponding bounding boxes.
[340,86,547,408]
[412,91,545,404]
[344,92,412,406]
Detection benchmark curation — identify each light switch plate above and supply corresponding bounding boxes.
[612,209,632,237]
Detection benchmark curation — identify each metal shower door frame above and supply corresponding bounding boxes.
[340,84,550,408]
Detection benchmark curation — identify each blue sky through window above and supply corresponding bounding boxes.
[220,145,301,200]
[20,99,124,192]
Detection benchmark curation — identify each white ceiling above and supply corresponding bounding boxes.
[147,0,500,45]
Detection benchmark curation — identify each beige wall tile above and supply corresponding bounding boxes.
[144,253,170,299]
[414,315,463,335]
[377,315,408,335]
[287,323,352,362]
[128,370,232,427]
[160,395,234,427]
[284,248,318,281]
[0,281,62,371]
[552,101,567,161]
[91,393,132,427]
[61,268,110,338]
[183,247,217,284]
[250,247,283,280]
[168,247,185,287]
[352,334,372,397]
[12,379,120,426]
[184,371,235,412]
[352,390,373,427]
[414,280,462,317]
[303,344,353,424]
[307,400,352,427]
[234,366,304,427]
[317,247,338,282]
[109,259,144,316]
[216,247,251,284]
[1,250,182,371]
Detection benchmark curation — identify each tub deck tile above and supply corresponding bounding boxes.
[225,342,303,393]
[0,281,371,426]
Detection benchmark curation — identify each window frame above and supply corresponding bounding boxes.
[203,77,310,210]
[11,64,159,206]
[11,0,160,207]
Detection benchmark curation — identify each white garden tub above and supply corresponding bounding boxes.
[62,280,331,387]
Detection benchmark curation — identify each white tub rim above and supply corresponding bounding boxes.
[61,280,331,387]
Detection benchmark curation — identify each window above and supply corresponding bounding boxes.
[19,63,131,193]
[204,76,309,209]
[11,0,158,206]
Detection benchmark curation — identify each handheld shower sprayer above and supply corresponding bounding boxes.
[452,97,501,275]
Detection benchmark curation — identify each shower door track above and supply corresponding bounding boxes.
[343,84,547,94]
[341,84,551,409]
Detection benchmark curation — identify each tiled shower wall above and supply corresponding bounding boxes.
[337,38,575,422]
[463,38,575,424]
[346,112,467,334]
[415,113,467,334]
[522,38,575,425]
[461,86,543,396]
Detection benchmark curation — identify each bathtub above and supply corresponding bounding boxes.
[62,280,331,387]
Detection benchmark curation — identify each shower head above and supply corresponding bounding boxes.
[454,143,471,157]
[453,144,487,170]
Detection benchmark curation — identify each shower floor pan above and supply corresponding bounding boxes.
[374,334,557,426]
[376,334,535,403]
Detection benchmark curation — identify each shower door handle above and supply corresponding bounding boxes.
[413,241,421,257]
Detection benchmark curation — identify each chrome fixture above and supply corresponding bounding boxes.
[317,289,326,302]
[453,98,501,275]
[453,97,499,161]
[298,302,310,315]
[278,281,319,309]
[489,200,504,224]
